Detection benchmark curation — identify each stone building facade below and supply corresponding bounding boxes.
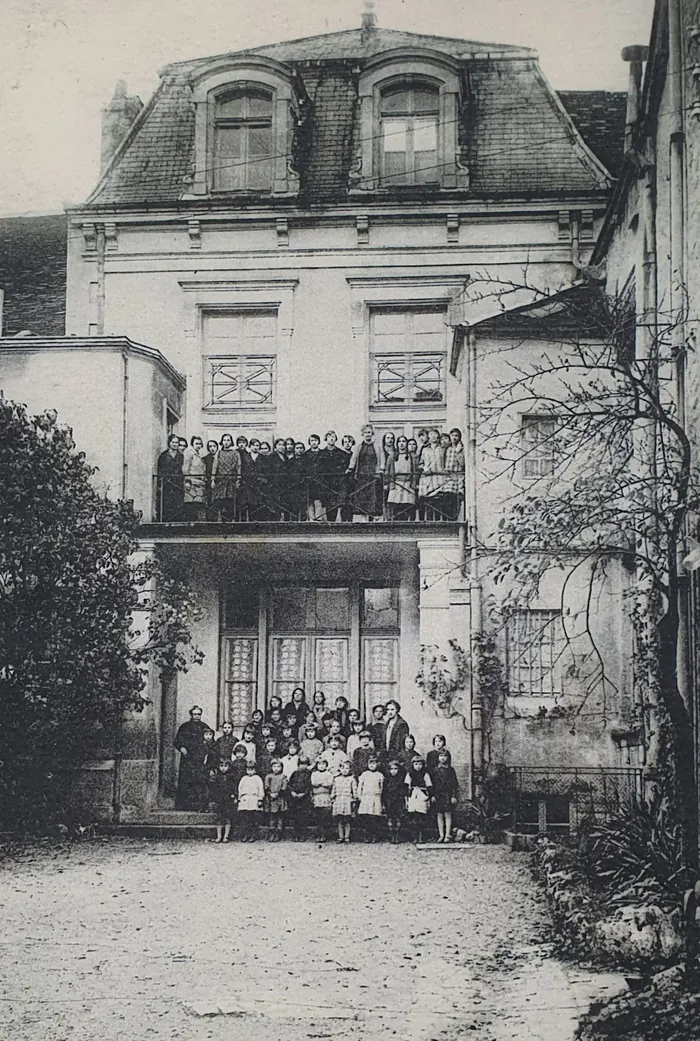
[1,20,640,821]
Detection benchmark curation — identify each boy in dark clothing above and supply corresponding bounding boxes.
[210,759,237,843]
[352,731,375,779]
[287,756,313,839]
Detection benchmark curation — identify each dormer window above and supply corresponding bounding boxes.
[352,51,469,193]
[189,57,302,198]
[213,89,273,192]
[380,84,439,186]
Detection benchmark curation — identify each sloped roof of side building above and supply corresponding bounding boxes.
[84,26,626,208]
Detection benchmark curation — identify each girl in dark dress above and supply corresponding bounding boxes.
[398,733,420,773]
[405,755,433,844]
[430,750,459,843]
[203,440,219,520]
[210,759,237,842]
[347,424,380,520]
[332,696,351,737]
[156,434,184,521]
[426,734,452,773]
[382,759,407,843]
[287,756,313,839]
[266,695,284,721]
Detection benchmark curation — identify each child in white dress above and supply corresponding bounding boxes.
[331,759,357,844]
[357,756,384,843]
[237,761,264,841]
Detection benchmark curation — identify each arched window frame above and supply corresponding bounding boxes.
[190,57,300,197]
[352,51,468,192]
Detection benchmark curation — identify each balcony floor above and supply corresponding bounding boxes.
[139,520,464,544]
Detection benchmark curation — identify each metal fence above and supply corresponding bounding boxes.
[507,765,644,835]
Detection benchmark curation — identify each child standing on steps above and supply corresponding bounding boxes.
[357,755,384,843]
[430,749,459,842]
[331,759,357,843]
[426,734,452,773]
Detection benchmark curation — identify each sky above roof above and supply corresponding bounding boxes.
[1,0,653,216]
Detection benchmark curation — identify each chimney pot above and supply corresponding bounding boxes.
[621,45,650,63]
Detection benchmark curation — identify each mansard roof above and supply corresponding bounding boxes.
[84,27,623,209]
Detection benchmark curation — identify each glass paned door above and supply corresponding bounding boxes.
[362,636,399,715]
[314,637,350,703]
[224,637,258,728]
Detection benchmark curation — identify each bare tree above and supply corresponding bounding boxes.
[470,274,698,866]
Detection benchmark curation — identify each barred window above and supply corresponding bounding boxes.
[521,416,558,479]
[203,311,277,412]
[507,610,565,696]
[370,309,447,409]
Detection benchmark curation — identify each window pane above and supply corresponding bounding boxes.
[384,150,408,185]
[521,417,558,478]
[362,587,399,630]
[217,95,246,118]
[223,584,259,629]
[376,356,409,403]
[507,610,564,696]
[207,356,275,409]
[414,89,440,114]
[413,117,437,153]
[272,587,312,631]
[214,128,242,190]
[225,637,258,728]
[271,637,306,703]
[314,588,350,630]
[247,92,273,117]
[383,118,408,153]
[412,355,444,402]
[413,311,445,335]
[380,90,410,113]
[363,637,399,715]
[414,148,438,184]
[315,637,349,703]
[372,312,407,336]
[248,126,272,157]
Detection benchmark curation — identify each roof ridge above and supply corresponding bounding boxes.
[162,25,536,71]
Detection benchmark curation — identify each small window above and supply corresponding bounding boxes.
[362,587,400,630]
[507,610,565,697]
[223,585,260,630]
[380,85,439,186]
[521,416,558,479]
[213,89,273,192]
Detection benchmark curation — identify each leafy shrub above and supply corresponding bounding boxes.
[577,798,692,913]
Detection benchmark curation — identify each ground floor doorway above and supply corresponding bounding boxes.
[221,582,401,726]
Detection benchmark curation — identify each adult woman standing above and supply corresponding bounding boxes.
[386,434,417,521]
[203,439,219,520]
[182,435,207,521]
[156,434,184,522]
[283,687,311,731]
[346,424,381,521]
[418,428,446,521]
[443,428,465,521]
[211,434,241,521]
[268,439,290,520]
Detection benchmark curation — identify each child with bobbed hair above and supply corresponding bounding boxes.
[426,734,452,773]
[331,759,357,844]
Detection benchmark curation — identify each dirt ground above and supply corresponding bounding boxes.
[0,837,626,1041]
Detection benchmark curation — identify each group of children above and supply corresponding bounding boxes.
[201,697,459,845]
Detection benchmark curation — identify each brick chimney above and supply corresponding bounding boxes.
[100,80,143,173]
[621,46,649,153]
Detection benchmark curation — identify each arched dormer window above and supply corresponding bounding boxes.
[379,83,440,186]
[189,57,302,197]
[213,88,274,192]
[352,51,469,192]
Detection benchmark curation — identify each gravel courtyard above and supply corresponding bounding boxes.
[0,838,625,1041]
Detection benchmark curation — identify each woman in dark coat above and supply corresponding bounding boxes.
[203,440,219,520]
[283,687,311,731]
[346,425,380,520]
[174,706,213,809]
[268,439,290,520]
[157,434,184,521]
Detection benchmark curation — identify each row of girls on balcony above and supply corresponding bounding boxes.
[156,424,465,523]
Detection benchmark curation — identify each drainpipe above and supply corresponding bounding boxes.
[121,351,129,498]
[668,0,686,424]
[465,328,483,797]
[95,225,106,336]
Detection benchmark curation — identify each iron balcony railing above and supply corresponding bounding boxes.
[507,765,644,835]
[152,469,465,524]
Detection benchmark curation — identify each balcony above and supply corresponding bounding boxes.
[145,470,466,536]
